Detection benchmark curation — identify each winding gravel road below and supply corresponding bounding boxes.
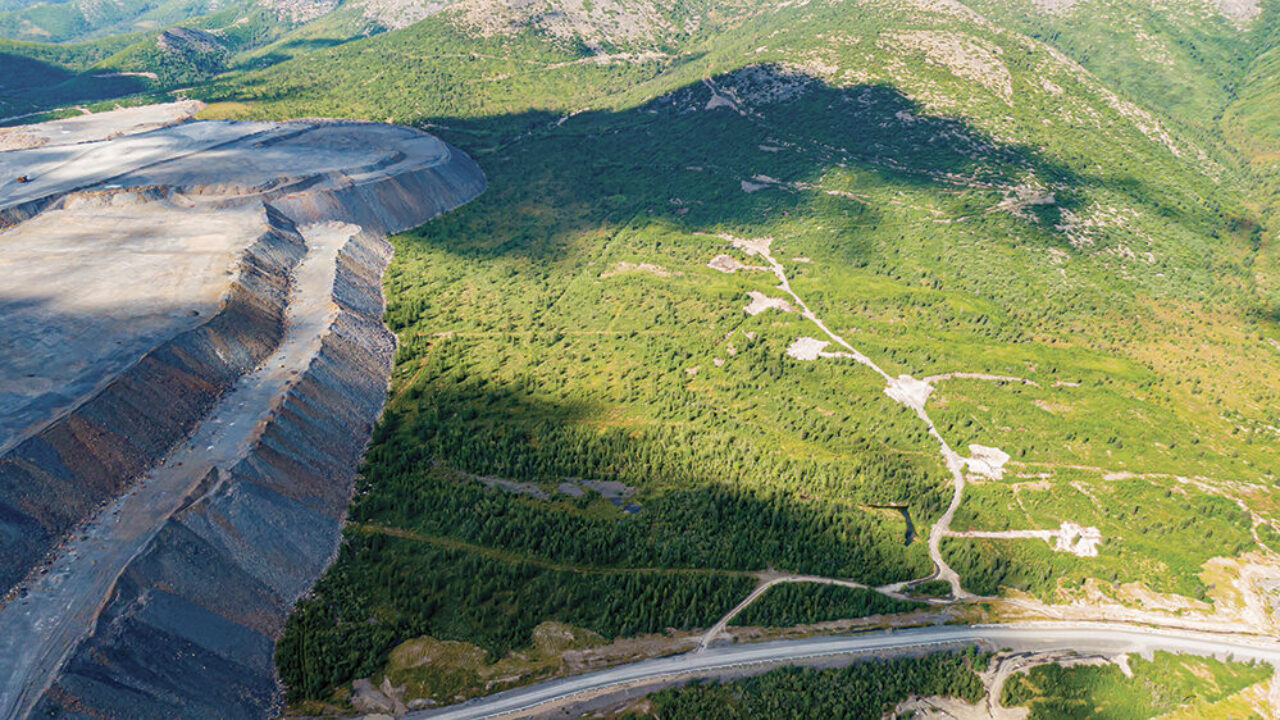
[715,233,973,597]
[410,622,1280,720]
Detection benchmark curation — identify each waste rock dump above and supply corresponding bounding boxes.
[0,102,485,719]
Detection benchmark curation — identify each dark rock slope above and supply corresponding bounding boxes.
[33,232,399,719]
[0,207,305,592]
[0,114,484,719]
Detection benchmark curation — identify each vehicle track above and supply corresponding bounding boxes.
[710,232,975,597]
[696,573,883,652]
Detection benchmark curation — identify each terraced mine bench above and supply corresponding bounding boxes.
[0,102,485,720]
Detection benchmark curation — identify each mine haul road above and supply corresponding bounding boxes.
[411,622,1280,720]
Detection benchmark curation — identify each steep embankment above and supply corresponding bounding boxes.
[0,204,304,592]
[0,107,485,719]
[31,229,398,719]
[0,113,483,597]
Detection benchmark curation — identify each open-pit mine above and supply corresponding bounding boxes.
[0,102,485,719]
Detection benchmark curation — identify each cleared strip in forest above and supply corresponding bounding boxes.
[352,523,756,578]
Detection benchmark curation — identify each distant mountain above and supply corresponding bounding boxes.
[0,0,230,42]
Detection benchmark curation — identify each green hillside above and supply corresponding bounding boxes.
[955,0,1280,276]
[4,0,1277,713]
[166,0,1280,709]
[957,0,1279,129]
[0,0,224,42]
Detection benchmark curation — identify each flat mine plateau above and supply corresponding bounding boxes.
[0,102,485,719]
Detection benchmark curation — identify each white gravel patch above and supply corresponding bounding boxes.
[744,290,795,316]
[719,233,773,258]
[1055,521,1103,557]
[786,336,830,360]
[707,254,768,273]
[884,374,933,411]
[963,444,1011,479]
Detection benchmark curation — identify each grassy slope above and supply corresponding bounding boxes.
[958,0,1280,305]
[1003,651,1273,720]
[0,0,393,117]
[0,0,226,42]
[1223,18,1280,295]
[181,0,1280,707]
[957,0,1266,129]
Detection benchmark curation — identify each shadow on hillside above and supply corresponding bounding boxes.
[246,36,366,71]
[0,52,152,119]
[387,66,1097,264]
[362,374,937,583]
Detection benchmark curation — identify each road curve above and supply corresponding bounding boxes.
[410,622,1280,720]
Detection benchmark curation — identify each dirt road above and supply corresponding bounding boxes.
[410,622,1280,720]
[711,233,973,597]
[697,573,879,651]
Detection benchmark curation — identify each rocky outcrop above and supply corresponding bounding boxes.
[156,27,224,55]
[0,207,305,593]
[31,231,397,719]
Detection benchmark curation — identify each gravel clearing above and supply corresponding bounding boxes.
[884,374,934,411]
[743,290,795,315]
[963,444,1011,479]
[786,336,830,360]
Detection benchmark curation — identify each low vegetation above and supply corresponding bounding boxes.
[621,649,989,719]
[1002,651,1273,720]
[259,0,1280,702]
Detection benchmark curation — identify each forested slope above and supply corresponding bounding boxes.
[158,0,1280,710]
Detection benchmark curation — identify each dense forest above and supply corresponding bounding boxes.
[277,532,756,700]
[731,583,921,627]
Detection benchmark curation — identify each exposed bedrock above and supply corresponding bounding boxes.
[0,105,485,719]
[32,232,397,719]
